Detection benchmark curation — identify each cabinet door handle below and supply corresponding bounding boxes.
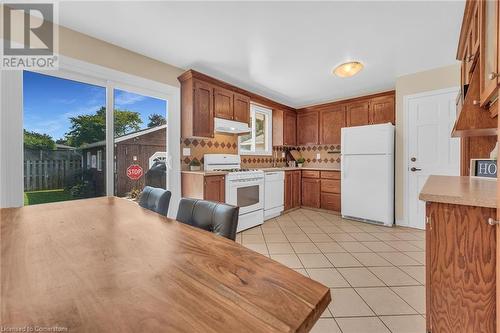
[487,218,500,226]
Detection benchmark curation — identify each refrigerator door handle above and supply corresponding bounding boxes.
[343,157,348,179]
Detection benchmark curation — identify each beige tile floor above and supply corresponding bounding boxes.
[236,208,426,333]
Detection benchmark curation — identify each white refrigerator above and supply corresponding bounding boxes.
[341,123,394,227]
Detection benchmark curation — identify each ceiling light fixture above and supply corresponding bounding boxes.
[333,61,364,78]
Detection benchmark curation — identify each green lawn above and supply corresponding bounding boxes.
[24,189,76,206]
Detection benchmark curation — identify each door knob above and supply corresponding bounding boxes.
[410,167,422,172]
[487,218,500,226]
[410,157,417,162]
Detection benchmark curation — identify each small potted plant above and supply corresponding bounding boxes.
[188,159,201,171]
[296,157,305,168]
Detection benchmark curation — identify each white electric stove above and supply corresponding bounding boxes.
[204,154,264,232]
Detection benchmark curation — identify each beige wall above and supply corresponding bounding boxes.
[58,26,184,87]
[395,64,460,222]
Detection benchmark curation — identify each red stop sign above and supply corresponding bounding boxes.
[127,164,143,180]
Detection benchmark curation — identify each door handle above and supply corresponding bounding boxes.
[410,167,422,172]
[487,218,500,226]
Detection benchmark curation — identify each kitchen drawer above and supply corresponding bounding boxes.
[302,170,320,178]
[321,179,341,194]
[320,171,340,180]
[321,193,341,212]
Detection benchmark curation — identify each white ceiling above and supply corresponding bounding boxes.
[59,1,464,108]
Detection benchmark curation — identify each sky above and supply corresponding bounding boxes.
[23,71,167,141]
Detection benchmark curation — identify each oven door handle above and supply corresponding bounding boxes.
[229,178,264,183]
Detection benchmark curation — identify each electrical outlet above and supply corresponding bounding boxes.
[182,148,191,156]
[316,153,321,159]
[281,152,285,158]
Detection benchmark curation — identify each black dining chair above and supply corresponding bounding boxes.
[176,198,239,241]
[139,186,172,217]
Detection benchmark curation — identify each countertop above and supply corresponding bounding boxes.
[181,170,228,176]
[259,167,341,172]
[181,167,341,175]
[419,175,497,208]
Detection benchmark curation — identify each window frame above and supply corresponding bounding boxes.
[238,104,273,156]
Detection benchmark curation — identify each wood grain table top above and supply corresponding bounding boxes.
[1,197,330,333]
[419,175,497,208]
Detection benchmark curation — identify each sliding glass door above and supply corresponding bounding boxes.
[22,70,169,205]
[23,71,106,205]
[113,88,168,198]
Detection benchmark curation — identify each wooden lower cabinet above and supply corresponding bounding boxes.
[301,178,321,208]
[204,175,225,203]
[299,170,341,212]
[320,193,341,211]
[181,173,225,203]
[285,171,301,210]
[426,202,496,333]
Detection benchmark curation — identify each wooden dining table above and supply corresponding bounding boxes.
[1,197,330,332]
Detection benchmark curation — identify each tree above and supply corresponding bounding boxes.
[147,113,166,128]
[65,107,142,147]
[24,130,55,150]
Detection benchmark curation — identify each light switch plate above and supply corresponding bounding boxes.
[316,153,321,159]
[281,152,285,158]
[182,148,191,156]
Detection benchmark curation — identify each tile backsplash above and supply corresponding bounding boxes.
[180,134,341,169]
[295,144,341,168]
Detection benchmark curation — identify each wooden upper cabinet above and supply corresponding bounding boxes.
[233,93,251,124]
[463,1,480,84]
[273,109,296,146]
[214,87,234,120]
[179,70,272,138]
[193,80,214,138]
[370,95,395,125]
[272,109,284,146]
[283,111,297,146]
[346,101,370,127]
[297,111,319,145]
[479,0,499,105]
[320,105,345,144]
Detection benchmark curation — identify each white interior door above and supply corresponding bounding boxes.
[407,88,460,229]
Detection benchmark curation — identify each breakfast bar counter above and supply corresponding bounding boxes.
[419,175,496,208]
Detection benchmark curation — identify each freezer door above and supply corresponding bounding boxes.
[341,123,394,155]
[341,154,394,225]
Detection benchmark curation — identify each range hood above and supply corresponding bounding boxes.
[215,117,251,134]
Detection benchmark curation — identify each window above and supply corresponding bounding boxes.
[239,105,272,155]
[86,152,91,169]
[97,150,103,171]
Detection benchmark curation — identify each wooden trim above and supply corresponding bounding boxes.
[178,69,295,112]
[297,90,395,112]
[457,0,478,60]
